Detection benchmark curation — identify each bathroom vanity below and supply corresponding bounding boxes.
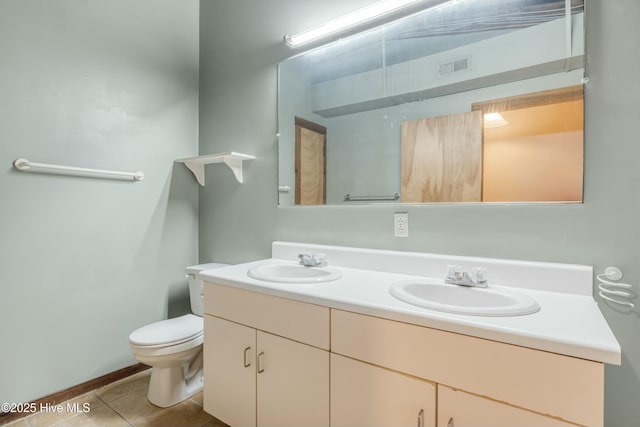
[200,242,620,427]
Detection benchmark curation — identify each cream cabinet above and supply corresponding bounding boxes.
[437,385,576,427]
[331,353,436,427]
[331,309,604,427]
[203,283,330,427]
[204,283,605,427]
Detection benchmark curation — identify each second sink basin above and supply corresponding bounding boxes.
[247,262,342,284]
[390,280,540,316]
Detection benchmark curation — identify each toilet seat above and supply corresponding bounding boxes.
[131,333,203,358]
[129,314,203,347]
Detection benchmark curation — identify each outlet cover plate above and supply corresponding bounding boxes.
[394,212,409,237]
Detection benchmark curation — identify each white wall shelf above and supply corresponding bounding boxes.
[176,152,255,185]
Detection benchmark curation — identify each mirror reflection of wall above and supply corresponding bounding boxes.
[278,0,585,206]
[476,87,584,202]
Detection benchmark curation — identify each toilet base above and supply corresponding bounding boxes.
[147,364,204,408]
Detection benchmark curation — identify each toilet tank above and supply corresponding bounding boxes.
[186,263,229,316]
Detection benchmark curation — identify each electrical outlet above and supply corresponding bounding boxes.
[394,212,409,237]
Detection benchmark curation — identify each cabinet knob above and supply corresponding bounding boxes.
[447,417,454,427]
[257,351,265,373]
[417,409,424,427]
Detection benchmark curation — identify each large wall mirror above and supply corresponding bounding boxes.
[278,0,585,206]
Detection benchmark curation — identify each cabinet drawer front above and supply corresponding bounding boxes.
[331,309,603,427]
[332,354,436,427]
[205,282,330,349]
[437,385,575,427]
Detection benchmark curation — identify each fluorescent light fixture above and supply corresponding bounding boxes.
[484,112,509,128]
[284,0,427,48]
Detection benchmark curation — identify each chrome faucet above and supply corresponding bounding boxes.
[298,251,327,267]
[445,265,488,288]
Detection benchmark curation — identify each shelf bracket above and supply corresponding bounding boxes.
[223,155,246,184]
[181,160,207,186]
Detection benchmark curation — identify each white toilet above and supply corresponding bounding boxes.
[129,263,228,408]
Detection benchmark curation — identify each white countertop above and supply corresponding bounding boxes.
[200,258,621,365]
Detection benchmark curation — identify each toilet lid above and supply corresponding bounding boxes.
[129,314,203,346]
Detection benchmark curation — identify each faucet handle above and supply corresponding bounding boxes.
[310,252,327,267]
[472,267,488,284]
[447,265,463,279]
[298,252,313,264]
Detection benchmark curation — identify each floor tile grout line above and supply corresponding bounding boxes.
[127,402,171,427]
[94,393,109,408]
[106,406,135,427]
[94,393,135,427]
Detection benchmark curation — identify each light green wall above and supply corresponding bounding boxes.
[199,0,640,425]
[0,0,199,403]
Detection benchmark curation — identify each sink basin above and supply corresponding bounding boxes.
[247,263,342,284]
[389,280,540,316]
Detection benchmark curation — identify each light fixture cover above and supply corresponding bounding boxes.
[284,0,426,48]
[484,112,509,128]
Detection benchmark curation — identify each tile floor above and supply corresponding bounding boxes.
[2,370,228,427]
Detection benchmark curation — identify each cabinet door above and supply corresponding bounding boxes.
[257,331,329,427]
[437,385,576,427]
[204,315,256,427]
[331,354,436,427]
